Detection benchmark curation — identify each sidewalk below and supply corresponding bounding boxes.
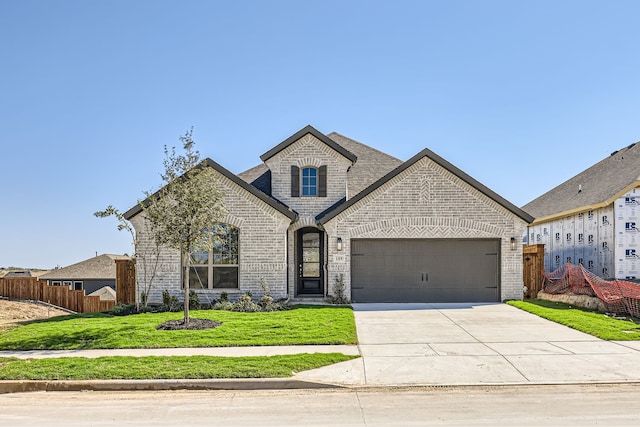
[0,345,360,359]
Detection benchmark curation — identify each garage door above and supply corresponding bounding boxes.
[351,239,500,303]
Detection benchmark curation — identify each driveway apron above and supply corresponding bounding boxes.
[295,303,640,387]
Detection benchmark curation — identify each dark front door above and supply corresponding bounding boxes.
[297,228,324,295]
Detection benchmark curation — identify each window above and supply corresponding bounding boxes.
[189,223,239,289]
[52,281,62,286]
[63,280,72,288]
[73,281,83,291]
[291,165,327,197]
[301,167,317,196]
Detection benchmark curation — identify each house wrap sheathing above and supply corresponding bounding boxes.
[524,142,640,280]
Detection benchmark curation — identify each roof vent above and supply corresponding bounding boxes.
[628,142,637,149]
[611,150,619,156]
[578,184,582,194]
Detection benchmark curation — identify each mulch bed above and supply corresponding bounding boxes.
[156,318,222,330]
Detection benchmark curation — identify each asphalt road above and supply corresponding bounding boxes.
[1,384,639,426]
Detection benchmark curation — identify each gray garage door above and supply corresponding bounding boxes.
[351,239,500,303]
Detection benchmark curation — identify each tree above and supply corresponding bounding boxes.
[142,128,225,325]
[94,206,161,310]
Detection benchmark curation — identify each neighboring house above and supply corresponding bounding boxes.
[523,141,640,280]
[3,270,40,278]
[125,125,533,304]
[39,254,131,294]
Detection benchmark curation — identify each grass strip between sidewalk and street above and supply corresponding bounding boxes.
[507,299,640,341]
[0,306,356,350]
[0,353,359,380]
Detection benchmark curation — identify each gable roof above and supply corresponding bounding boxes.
[39,254,130,280]
[260,125,357,164]
[238,131,402,199]
[317,146,534,224]
[124,158,296,221]
[523,141,640,222]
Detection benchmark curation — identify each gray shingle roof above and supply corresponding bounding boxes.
[39,254,131,280]
[326,132,404,197]
[522,141,640,220]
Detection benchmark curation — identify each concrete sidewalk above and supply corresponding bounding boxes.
[296,303,640,387]
[2,303,640,393]
[0,345,360,359]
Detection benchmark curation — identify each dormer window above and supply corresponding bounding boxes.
[291,165,327,198]
[302,167,317,196]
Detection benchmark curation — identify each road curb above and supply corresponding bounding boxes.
[0,378,344,394]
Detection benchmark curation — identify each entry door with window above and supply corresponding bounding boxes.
[297,228,324,295]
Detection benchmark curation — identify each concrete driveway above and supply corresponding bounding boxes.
[296,303,640,387]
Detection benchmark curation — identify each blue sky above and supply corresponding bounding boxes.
[1,0,639,269]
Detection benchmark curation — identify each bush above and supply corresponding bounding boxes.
[233,292,260,312]
[212,300,234,311]
[189,290,201,310]
[162,290,181,312]
[326,274,350,305]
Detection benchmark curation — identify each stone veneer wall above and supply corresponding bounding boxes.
[323,157,529,301]
[131,171,292,304]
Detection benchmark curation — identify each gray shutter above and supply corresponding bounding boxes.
[318,165,327,197]
[291,165,300,197]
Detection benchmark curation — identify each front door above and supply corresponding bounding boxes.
[297,228,324,295]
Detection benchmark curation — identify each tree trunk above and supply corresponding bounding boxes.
[183,251,190,325]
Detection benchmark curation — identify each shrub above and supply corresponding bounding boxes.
[212,300,234,311]
[162,290,181,312]
[189,290,201,310]
[326,274,350,304]
[233,292,260,312]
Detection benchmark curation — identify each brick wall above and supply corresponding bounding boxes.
[131,171,292,304]
[324,157,528,301]
[264,133,352,219]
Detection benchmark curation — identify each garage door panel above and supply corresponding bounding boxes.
[351,239,500,303]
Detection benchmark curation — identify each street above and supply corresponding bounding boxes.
[1,384,639,426]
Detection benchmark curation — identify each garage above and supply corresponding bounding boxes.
[350,239,500,303]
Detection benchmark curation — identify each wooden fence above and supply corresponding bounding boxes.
[523,244,545,298]
[0,277,115,313]
[116,259,136,305]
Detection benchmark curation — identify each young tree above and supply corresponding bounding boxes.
[94,206,161,310]
[142,128,225,325]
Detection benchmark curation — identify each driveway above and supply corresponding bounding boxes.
[296,303,640,386]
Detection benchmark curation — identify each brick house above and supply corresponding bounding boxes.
[125,125,532,304]
[523,141,640,280]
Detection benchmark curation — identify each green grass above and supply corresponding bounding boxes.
[0,353,358,380]
[0,306,357,350]
[508,299,640,340]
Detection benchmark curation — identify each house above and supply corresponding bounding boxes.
[3,270,41,278]
[39,254,131,294]
[523,141,640,280]
[125,125,533,304]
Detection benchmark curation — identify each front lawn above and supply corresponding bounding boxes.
[0,353,358,380]
[508,299,640,340]
[0,306,357,350]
